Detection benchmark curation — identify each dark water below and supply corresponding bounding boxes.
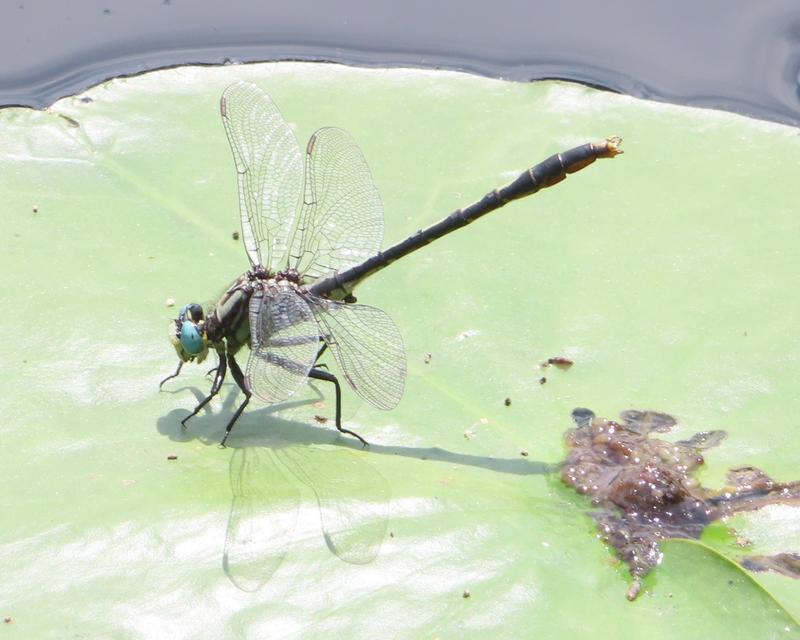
[2,0,800,126]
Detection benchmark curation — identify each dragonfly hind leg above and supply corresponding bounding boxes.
[181,355,227,429]
[307,368,369,448]
[219,353,251,448]
[313,342,330,371]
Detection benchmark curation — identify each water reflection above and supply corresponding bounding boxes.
[223,445,390,592]
[157,383,552,591]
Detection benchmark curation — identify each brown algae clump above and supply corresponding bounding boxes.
[561,408,800,599]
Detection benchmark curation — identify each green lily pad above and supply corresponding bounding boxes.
[1,62,799,638]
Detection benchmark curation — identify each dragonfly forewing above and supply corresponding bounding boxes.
[285,127,384,281]
[221,81,304,269]
[309,296,406,410]
[245,283,320,403]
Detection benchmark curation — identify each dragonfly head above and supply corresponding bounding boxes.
[169,303,209,363]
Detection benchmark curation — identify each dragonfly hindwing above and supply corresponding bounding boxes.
[245,283,320,403]
[285,127,384,281]
[309,297,406,410]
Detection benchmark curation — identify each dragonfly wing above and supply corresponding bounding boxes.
[246,284,320,403]
[276,445,390,565]
[309,296,405,410]
[285,127,383,280]
[220,82,303,268]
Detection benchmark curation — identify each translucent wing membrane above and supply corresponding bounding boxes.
[246,284,320,402]
[286,127,383,280]
[220,82,303,268]
[309,296,406,410]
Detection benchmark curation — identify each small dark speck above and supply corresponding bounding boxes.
[313,415,328,424]
[32,205,38,213]
[504,397,511,406]
[103,8,111,14]
[520,449,529,457]
[167,455,178,461]
[423,352,432,364]
[4,617,12,624]
[163,0,171,4]
[79,96,93,104]
[728,579,734,585]
[389,531,394,538]
[462,590,471,599]
[58,114,80,128]
[743,331,748,337]
[22,360,27,363]
[539,377,547,385]
[232,230,240,240]
[542,356,573,369]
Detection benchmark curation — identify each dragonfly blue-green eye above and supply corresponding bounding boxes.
[180,320,205,355]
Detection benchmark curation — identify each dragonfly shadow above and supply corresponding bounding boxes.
[156,383,555,477]
[157,383,554,592]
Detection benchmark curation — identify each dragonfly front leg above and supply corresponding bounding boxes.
[307,367,368,447]
[219,353,251,448]
[159,361,183,390]
[182,354,227,429]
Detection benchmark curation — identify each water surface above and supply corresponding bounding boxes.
[2,0,799,125]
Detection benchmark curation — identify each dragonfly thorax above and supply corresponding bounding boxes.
[276,266,303,285]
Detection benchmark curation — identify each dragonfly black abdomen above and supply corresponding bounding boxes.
[309,137,622,300]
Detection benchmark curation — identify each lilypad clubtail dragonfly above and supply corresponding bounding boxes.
[162,81,622,447]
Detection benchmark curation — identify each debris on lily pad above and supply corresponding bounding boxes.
[541,356,574,369]
[740,553,800,579]
[561,408,800,599]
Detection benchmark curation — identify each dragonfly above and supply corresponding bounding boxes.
[162,81,622,447]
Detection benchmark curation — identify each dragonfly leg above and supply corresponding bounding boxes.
[159,361,183,390]
[219,353,251,448]
[307,367,369,448]
[314,342,329,370]
[204,353,220,378]
[181,355,227,429]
